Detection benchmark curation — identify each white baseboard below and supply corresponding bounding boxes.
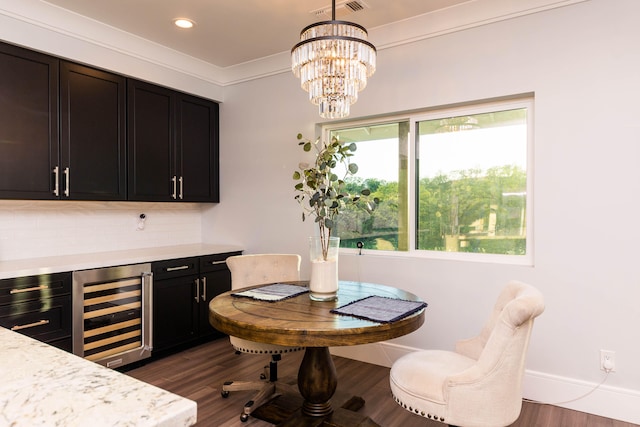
[523,370,640,425]
[330,343,640,425]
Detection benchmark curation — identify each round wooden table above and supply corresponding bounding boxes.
[209,280,425,426]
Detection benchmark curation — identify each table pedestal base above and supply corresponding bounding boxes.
[299,347,337,417]
[251,390,380,426]
[251,347,380,427]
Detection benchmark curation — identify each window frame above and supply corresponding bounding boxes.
[322,96,534,266]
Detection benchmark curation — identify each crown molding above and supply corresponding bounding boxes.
[0,0,588,91]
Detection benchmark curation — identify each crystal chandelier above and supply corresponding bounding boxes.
[291,0,377,119]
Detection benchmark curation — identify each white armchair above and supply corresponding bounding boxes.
[221,254,304,422]
[390,281,545,427]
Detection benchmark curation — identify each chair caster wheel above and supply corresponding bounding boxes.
[240,414,249,422]
[221,391,229,398]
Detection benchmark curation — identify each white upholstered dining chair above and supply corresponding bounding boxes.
[390,281,545,427]
[221,253,304,422]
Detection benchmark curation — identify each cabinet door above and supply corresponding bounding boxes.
[127,79,175,201]
[60,62,126,200]
[199,269,231,339]
[198,252,237,339]
[152,276,199,352]
[177,94,220,202]
[0,42,59,199]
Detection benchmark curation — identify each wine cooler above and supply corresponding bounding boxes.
[72,263,153,368]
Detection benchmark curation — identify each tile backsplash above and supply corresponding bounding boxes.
[0,200,204,261]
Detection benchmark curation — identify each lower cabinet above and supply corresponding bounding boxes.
[0,272,72,352]
[152,252,239,353]
[0,251,239,356]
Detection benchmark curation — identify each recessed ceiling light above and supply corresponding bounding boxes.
[173,18,195,29]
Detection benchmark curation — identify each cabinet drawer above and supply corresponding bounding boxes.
[199,251,241,273]
[152,257,199,280]
[0,272,71,305]
[0,295,71,343]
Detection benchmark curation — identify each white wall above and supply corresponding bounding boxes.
[1,0,639,422]
[0,201,204,260]
[207,0,640,423]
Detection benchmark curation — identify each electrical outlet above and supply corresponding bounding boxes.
[136,213,146,231]
[600,350,616,372]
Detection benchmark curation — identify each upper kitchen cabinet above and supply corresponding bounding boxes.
[0,43,59,200]
[0,42,126,201]
[177,94,220,202]
[0,41,219,203]
[60,62,127,200]
[128,79,219,202]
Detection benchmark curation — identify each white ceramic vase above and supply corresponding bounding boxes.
[309,236,339,301]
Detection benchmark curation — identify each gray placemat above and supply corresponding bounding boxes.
[331,295,427,323]
[232,283,308,302]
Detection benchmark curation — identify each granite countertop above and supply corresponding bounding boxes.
[0,243,243,280]
[0,328,197,426]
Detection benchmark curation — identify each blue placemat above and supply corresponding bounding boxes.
[331,295,427,323]
[231,283,308,302]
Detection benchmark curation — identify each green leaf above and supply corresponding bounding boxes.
[349,143,357,152]
[361,188,371,196]
[297,133,303,140]
[303,142,311,152]
[293,171,301,180]
[348,163,359,174]
[325,219,334,229]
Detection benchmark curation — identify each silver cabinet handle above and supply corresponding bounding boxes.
[63,167,70,197]
[171,176,177,199]
[210,260,226,266]
[11,319,49,331]
[201,277,206,302]
[52,166,59,196]
[165,265,190,272]
[10,285,49,294]
[194,278,200,302]
[179,176,183,200]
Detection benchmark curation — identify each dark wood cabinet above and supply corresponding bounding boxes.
[0,42,127,201]
[153,269,200,352]
[152,252,238,353]
[128,80,220,202]
[60,62,127,200]
[197,254,233,340]
[127,80,175,202]
[0,272,72,352]
[0,43,59,200]
[177,94,220,202]
[0,41,220,203]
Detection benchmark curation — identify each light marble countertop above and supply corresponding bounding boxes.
[0,327,197,426]
[0,243,243,280]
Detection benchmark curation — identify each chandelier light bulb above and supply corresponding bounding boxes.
[291,1,376,119]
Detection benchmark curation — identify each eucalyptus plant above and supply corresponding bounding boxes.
[293,133,376,260]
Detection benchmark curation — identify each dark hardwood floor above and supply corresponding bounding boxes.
[126,338,637,427]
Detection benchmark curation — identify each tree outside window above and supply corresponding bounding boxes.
[325,99,531,259]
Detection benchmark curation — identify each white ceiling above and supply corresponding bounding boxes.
[42,0,470,68]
